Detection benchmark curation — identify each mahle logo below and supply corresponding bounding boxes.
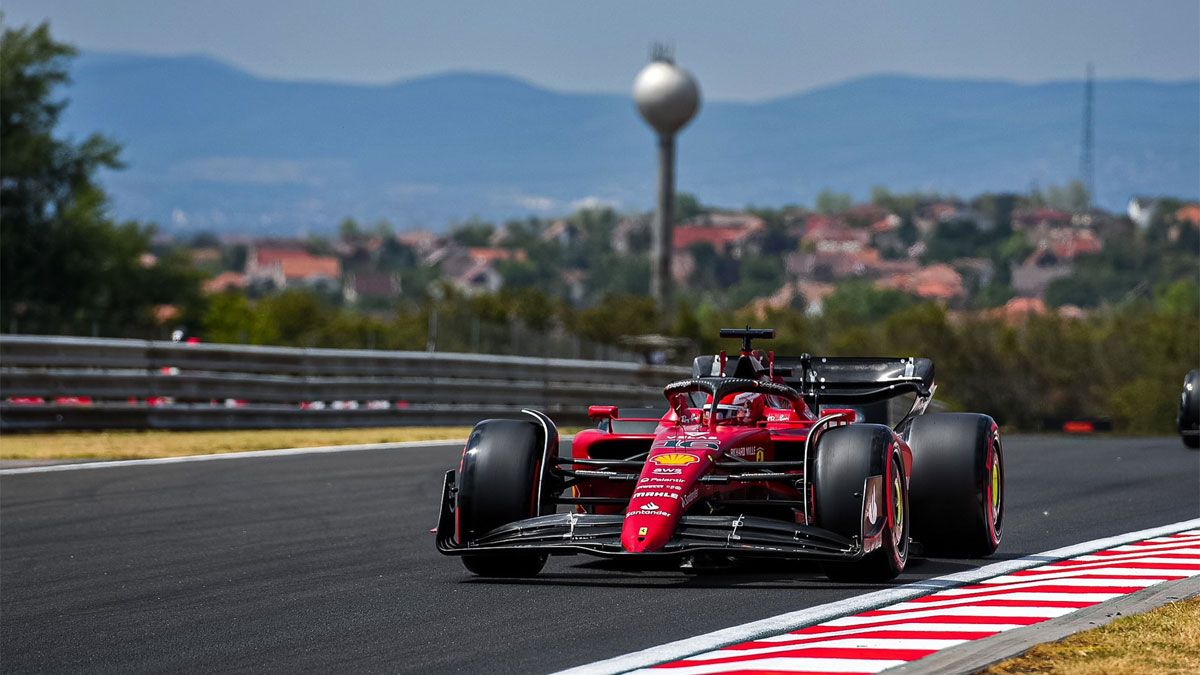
[650,452,700,466]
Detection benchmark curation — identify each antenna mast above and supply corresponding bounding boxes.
[1079,63,1095,208]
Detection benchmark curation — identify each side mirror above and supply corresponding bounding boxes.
[588,405,618,419]
[820,408,858,424]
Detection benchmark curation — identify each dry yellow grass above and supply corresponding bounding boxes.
[0,427,475,460]
[979,596,1200,675]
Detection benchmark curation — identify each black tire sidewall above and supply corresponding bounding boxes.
[908,412,1002,555]
[455,419,551,577]
[813,424,908,580]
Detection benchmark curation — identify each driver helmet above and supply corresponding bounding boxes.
[714,391,764,424]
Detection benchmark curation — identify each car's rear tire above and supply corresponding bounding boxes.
[1184,435,1200,449]
[813,425,909,582]
[908,413,1003,557]
[455,419,551,577]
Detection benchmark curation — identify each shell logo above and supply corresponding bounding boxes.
[650,452,700,466]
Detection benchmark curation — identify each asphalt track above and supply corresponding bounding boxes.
[1,435,1197,673]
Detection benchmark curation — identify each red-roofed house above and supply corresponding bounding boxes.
[203,271,247,295]
[988,297,1047,324]
[801,215,871,254]
[1013,208,1074,230]
[877,264,965,302]
[1176,204,1200,228]
[467,247,527,264]
[246,245,341,292]
[672,212,765,257]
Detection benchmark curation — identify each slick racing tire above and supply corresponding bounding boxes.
[908,413,1003,556]
[1179,370,1199,449]
[813,424,909,582]
[456,419,550,577]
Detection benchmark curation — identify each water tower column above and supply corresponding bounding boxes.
[633,51,700,315]
[652,133,675,309]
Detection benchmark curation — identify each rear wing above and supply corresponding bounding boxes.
[691,354,934,405]
[775,355,934,404]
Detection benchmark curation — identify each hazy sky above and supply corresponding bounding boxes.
[4,1,1198,100]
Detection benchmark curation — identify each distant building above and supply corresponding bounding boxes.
[435,246,525,295]
[915,201,992,233]
[245,245,341,293]
[203,271,247,294]
[395,230,442,256]
[672,212,765,257]
[877,263,965,302]
[541,220,583,247]
[343,271,401,305]
[1013,207,1074,231]
[989,297,1047,324]
[611,216,650,254]
[749,281,836,318]
[1127,198,1159,229]
[787,247,918,283]
[801,215,871,254]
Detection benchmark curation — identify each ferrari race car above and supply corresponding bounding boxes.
[1179,369,1199,449]
[435,328,1004,580]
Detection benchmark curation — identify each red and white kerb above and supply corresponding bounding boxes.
[639,530,1200,674]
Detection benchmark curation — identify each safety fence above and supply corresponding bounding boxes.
[0,335,687,431]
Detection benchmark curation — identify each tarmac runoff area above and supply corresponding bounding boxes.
[0,434,1197,673]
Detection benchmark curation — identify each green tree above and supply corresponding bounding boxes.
[822,282,917,325]
[815,189,853,216]
[338,217,362,241]
[573,294,659,343]
[0,20,201,336]
[449,218,495,246]
[675,192,705,220]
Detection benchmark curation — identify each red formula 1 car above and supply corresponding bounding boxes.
[435,328,1004,580]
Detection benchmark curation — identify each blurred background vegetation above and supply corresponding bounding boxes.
[2,19,1196,434]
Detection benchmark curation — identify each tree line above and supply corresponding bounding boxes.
[2,19,1196,433]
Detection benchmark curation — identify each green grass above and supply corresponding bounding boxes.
[979,596,1200,674]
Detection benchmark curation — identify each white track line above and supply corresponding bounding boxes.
[752,622,1030,643]
[0,439,465,475]
[552,517,1200,675]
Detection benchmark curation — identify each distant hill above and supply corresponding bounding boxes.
[61,52,1199,233]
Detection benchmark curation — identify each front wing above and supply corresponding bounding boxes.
[434,470,864,560]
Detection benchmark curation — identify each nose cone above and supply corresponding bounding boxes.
[621,441,713,553]
[621,505,674,553]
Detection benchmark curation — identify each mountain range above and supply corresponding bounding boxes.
[60,52,1199,233]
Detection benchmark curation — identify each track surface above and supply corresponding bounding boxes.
[2,436,1197,673]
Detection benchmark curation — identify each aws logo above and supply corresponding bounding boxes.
[650,452,700,466]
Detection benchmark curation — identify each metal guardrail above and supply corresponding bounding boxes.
[0,335,688,431]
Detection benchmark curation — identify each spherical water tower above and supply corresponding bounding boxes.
[633,47,700,313]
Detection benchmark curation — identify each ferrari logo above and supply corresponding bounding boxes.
[650,452,700,466]
[638,527,648,536]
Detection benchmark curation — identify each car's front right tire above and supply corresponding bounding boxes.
[813,424,909,582]
[455,419,550,577]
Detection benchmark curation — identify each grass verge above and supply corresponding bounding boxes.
[0,427,475,460]
[978,596,1200,675]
